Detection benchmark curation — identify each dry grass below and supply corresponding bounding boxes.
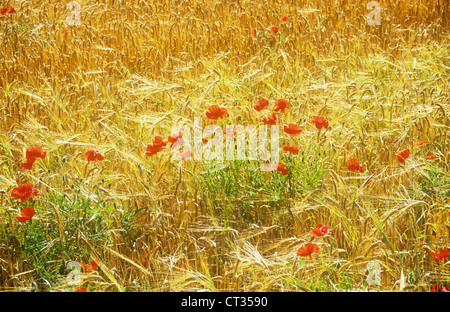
[0,0,449,292]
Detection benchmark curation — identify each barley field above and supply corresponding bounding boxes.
[0,0,449,293]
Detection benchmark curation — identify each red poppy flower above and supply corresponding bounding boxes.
[8,7,14,14]
[224,126,238,137]
[81,260,100,273]
[20,146,46,170]
[0,8,7,14]
[276,163,289,176]
[430,249,449,261]
[146,136,167,156]
[347,158,365,173]
[396,149,411,163]
[168,133,184,148]
[27,146,47,160]
[283,124,302,137]
[310,224,332,237]
[282,144,299,155]
[11,183,39,201]
[270,25,279,34]
[206,105,228,121]
[251,28,257,35]
[20,161,35,171]
[274,99,290,113]
[311,116,329,129]
[26,146,46,162]
[281,16,287,22]
[253,98,269,112]
[346,32,350,37]
[414,141,426,146]
[432,283,449,292]
[202,138,209,144]
[85,146,104,163]
[425,154,436,160]
[262,112,279,125]
[15,207,35,223]
[76,287,87,292]
[297,243,319,259]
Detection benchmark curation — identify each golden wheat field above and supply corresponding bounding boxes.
[0,0,449,295]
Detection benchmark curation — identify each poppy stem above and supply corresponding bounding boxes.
[292,256,298,275]
[85,162,92,180]
[7,211,15,236]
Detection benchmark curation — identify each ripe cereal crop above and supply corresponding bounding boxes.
[0,0,449,294]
